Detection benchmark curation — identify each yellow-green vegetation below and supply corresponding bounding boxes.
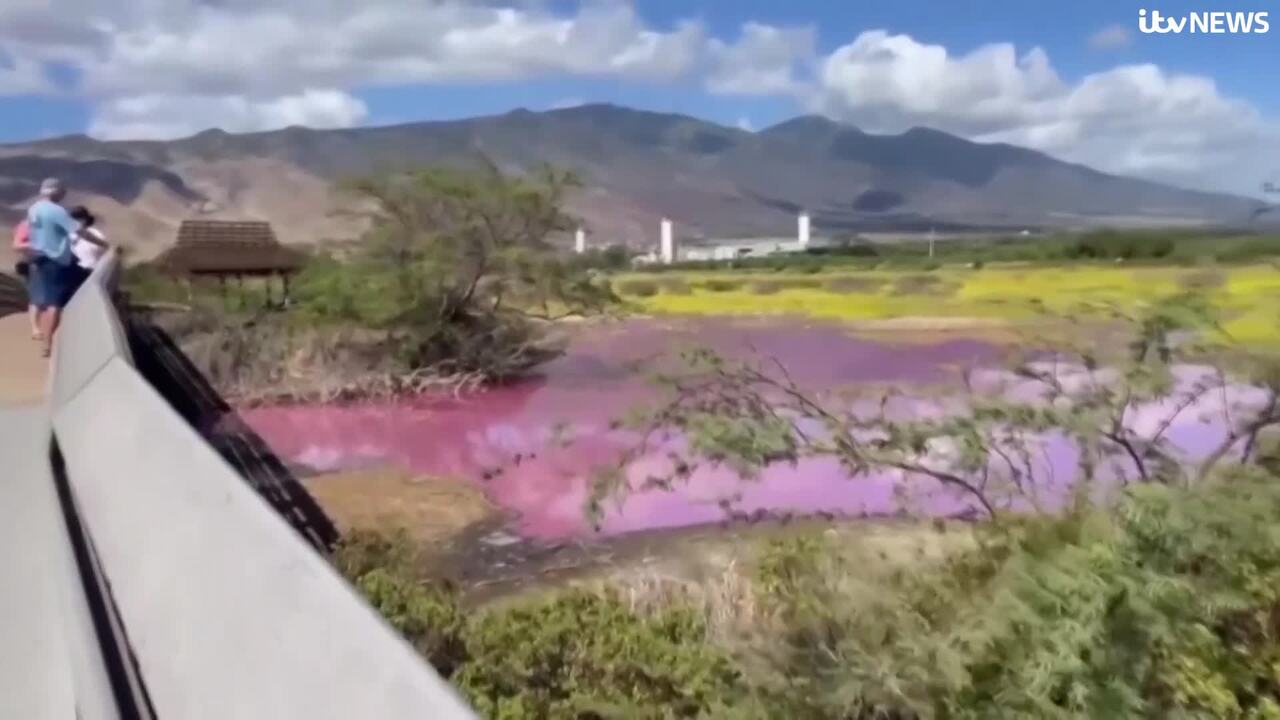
[615,263,1280,346]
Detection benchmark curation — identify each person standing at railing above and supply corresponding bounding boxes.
[67,206,109,295]
[25,178,105,358]
[10,217,40,340]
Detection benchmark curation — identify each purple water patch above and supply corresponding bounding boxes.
[240,319,1269,540]
[243,319,1002,538]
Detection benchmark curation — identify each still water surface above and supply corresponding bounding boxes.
[243,318,1003,538]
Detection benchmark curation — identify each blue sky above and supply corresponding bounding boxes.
[0,0,1274,194]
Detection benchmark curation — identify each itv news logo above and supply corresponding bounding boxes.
[1138,9,1269,34]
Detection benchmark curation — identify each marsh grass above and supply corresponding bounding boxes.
[702,278,745,293]
[656,277,692,295]
[750,278,823,295]
[617,278,659,297]
[825,276,886,293]
[890,274,955,296]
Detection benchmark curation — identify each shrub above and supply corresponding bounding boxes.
[1215,237,1280,263]
[703,278,744,293]
[343,476,1280,719]
[618,279,659,297]
[747,481,1280,719]
[334,530,469,675]
[336,530,744,718]
[1179,268,1227,291]
[1067,230,1178,261]
[456,591,742,718]
[824,276,886,294]
[751,280,783,295]
[750,278,822,295]
[657,277,692,295]
[891,274,950,296]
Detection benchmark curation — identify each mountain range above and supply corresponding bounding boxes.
[0,103,1269,259]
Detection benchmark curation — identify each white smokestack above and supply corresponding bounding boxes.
[798,212,811,249]
[660,218,675,264]
[575,227,586,254]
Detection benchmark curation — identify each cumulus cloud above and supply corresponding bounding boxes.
[706,22,815,95]
[810,30,1277,195]
[1089,24,1133,50]
[77,2,704,97]
[89,89,369,140]
[0,0,705,137]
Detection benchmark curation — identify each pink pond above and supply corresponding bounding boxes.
[240,319,1263,540]
[241,319,1002,539]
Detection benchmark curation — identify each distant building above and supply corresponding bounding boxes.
[679,235,836,262]
[653,212,832,263]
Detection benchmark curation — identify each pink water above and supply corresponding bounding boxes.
[241,319,1262,539]
[242,318,1003,538]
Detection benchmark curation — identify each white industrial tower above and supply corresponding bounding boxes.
[660,218,675,264]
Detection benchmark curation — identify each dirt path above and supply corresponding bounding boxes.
[0,312,46,407]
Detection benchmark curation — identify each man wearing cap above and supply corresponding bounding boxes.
[27,178,85,357]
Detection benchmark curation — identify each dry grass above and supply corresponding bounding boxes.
[305,466,498,547]
[565,521,974,644]
[656,277,692,295]
[825,276,887,294]
[891,274,954,296]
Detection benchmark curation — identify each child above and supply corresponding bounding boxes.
[11,218,39,339]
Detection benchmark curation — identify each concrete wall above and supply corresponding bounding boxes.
[0,406,122,720]
[49,252,475,719]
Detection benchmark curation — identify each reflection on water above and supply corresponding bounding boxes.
[243,318,1002,538]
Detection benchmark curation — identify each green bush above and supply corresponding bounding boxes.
[891,274,950,296]
[618,279,659,297]
[749,481,1280,719]
[335,530,470,675]
[702,278,744,293]
[749,278,822,295]
[1179,268,1228,291]
[335,531,743,719]
[457,591,742,719]
[824,276,886,294]
[657,277,692,295]
[338,483,1280,718]
[1067,230,1177,261]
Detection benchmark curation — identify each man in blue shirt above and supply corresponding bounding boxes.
[27,178,82,357]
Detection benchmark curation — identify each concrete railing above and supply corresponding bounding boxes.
[48,251,474,719]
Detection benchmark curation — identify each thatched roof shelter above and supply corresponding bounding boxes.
[158,221,307,277]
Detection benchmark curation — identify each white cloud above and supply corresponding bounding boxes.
[89,89,369,140]
[736,116,755,132]
[56,1,704,96]
[1089,24,1133,51]
[706,22,815,96]
[809,30,1276,196]
[0,0,705,136]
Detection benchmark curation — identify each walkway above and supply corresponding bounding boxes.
[0,311,46,407]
